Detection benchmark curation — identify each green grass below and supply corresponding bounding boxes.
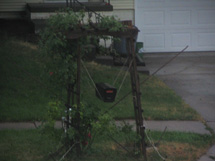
[0,129,61,161]
[148,130,212,146]
[81,62,200,120]
[0,129,213,161]
[0,39,53,121]
[0,37,200,121]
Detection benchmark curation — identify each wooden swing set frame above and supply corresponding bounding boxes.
[65,21,147,160]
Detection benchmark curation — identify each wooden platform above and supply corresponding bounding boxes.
[27,2,113,13]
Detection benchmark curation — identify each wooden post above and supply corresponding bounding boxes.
[127,37,147,160]
[66,81,72,130]
[76,45,81,155]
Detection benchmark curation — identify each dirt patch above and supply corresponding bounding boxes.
[156,142,208,161]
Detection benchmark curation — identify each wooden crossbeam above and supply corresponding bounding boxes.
[66,24,139,39]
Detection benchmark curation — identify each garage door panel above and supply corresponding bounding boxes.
[198,10,215,24]
[170,10,191,25]
[143,11,165,25]
[171,33,191,47]
[136,0,164,8]
[143,0,164,2]
[144,33,165,49]
[136,1,165,8]
[198,33,215,47]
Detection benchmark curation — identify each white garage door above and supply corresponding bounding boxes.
[135,0,215,52]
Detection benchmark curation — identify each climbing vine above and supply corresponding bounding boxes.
[40,10,123,88]
[39,9,124,156]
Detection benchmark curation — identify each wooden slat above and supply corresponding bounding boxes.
[0,0,25,12]
[0,0,43,12]
[66,24,138,39]
[0,4,26,8]
[0,0,42,2]
[0,6,26,9]
[0,9,25,12]
[0,2,25,4]
[26,0,43,2]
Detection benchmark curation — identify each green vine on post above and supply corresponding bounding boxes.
[39,9,124,156]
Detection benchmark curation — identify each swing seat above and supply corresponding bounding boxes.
[95,83,117,102]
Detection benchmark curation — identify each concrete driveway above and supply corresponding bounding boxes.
[144,52,215,132]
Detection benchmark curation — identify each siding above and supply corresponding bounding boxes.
[111,0,134,23]
[0,0,42,12]
[111,0,134,10]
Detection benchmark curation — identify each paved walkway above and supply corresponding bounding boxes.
[0,120,210,135]
[116,120,211,135]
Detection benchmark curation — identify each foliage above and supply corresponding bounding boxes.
[39,10,124,89]
[66,103,98,147]
[39,9,125,154]
[98,15,124,32]
[39,11,85,88]
[118,121,141,146]
[44,101,63,127]
[92,114,116,136]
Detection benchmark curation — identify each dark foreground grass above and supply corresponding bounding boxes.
[0,38,200,121]
[0,129,213,161]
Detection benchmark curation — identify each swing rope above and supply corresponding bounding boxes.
[116,59,133,98]
[81,60,103,99]
[81,57,132,101]
[112,57,129,86]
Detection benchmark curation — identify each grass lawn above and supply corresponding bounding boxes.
[81,62,200,120]
[0,37,201,121]
[0,37,213,161]
[0,129,213,161]
[0,39,52,121]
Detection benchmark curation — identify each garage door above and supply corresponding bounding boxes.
[135,0,215,52]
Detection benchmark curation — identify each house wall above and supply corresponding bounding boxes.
[0,0,135,21]
[99,0,134,47]
[111,0,135,24]
[0,0,43,18]
[82,0,135,22]
[0,0,43,12]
